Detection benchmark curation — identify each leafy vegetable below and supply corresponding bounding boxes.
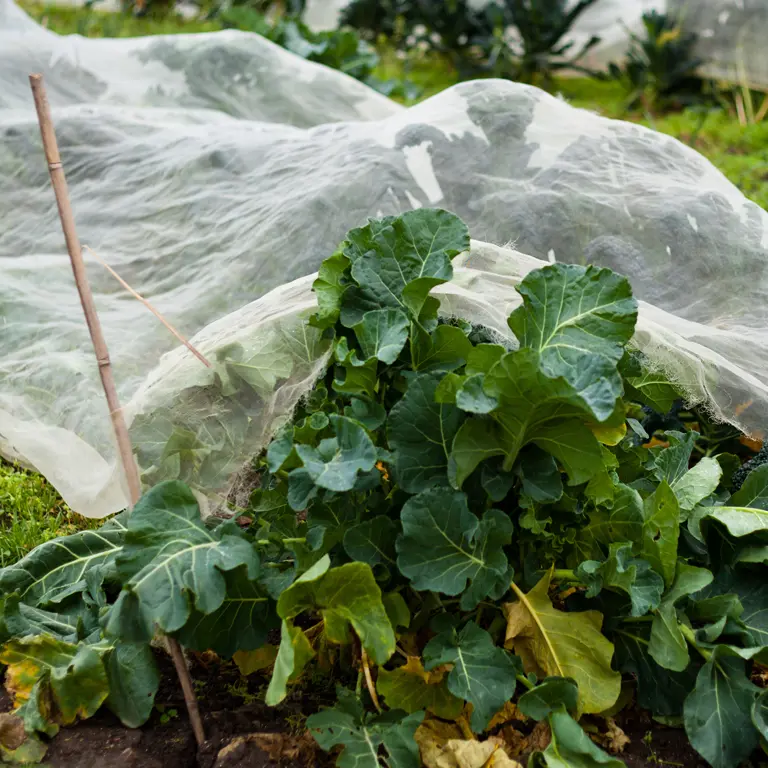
[3,209,768,768]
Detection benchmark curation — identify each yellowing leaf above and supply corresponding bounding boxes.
[233,644,278,676]
[588,414,627,446]
[415,719,523,768]
[377,656,464,719]
[503,572,620,714]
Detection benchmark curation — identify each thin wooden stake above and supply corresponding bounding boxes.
[29,73,206,748]
[83,245,211,368]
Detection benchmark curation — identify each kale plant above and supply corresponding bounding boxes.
[2,210,768,768]
[607,10,705,113]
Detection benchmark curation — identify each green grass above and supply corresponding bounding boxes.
[0,462,100,567]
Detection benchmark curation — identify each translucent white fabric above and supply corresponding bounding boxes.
[1,0,766,517]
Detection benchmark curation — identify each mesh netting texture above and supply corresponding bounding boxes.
[1,0,767,517]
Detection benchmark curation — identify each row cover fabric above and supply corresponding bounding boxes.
[1,0,766,517]
[307,0,768,91]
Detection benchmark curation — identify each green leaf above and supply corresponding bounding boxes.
[423,621,520,732]
[344,397,386,430]
[752,689,768,742]
[480,461,516,503]
[531,707,624,768]
[353,309,409,364]
[518,677,579,720]
[448,417,506,489]
[614,623,699,717]
[387,374,465,493]
[295,415,377,492]
[700,568,768,647]
[105,481,259,641]
[215,340,293,398]
[0,592,99,645]
[672,457,722,513]
[651,431,697,485]
[411,324,473,373]
[342,209,469,321]
[308,691,424,768]
[730,464,768,509]
[640,481,680,587]
[265,620,315,706]
[102,643,160,728]
[377,656,463,719]
[455,374,499,414]
[343,517,398,566]
[312,248,350,329]
[695,506,768,538]
[465,344,506,375]
[481,349,606,482]
[276,557,395,664]
[508,264,637,421]
[684,649,760,768]
[504,572,621,715]
[333,337,378,398]
[0,517,126,607]
[571,485,645,565]
[396,489,512,605]
[174,565,274,657]
[624,369,679,414]
[516,447,563,505]
[266,426,295,474]
[0,636,109,735]
[649,563,713,672]
[576,542,664,617]
[383,592,410,632]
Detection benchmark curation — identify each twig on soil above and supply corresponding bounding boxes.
[83,245,211,369]
[29,73,206,748]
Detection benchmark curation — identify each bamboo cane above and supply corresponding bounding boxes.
[29,73,206,748]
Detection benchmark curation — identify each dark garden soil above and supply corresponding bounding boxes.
[0,649,744,768]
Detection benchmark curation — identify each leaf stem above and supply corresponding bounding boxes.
[516,674,534,691]
[551,569,579,582]
[282,537,306,544]
[360,646,382,713]
[679,623,712,662]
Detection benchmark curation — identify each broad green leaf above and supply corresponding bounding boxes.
[387,374,465,493]
[516,447,563,506]
[312,248,350,329]
[353,309,409,364]
[265,620,315,706]
[518,677,579,720]
[730,464,768,509]
[295,414,376,494]
[455,374,499,414]
[576,542,663,617]
[102,643,160,728]
[695,506,768,538]
[531,707,624,768]
[396,489,512,606]
[333,337,378,398]
[342,208,469,321]
[423,621,520,732]
[0,592,99,645]
[508,264,637,422]
[411,324,473,373]
[482,349,606,482]
[614,623,699,717]
[377,656,463,719]
[465,344,506,375]
[1,635,109,736]
[481,461,516,503]
[640,481,680,587]
[571,485,644,565]
[649,563,713,672]
[214,339,294,398]
[752,689,768,742]
[308,690,424,768]
[672,457,722,513]
[105,481,259,641]
[651,431,697,485]
[174,565,274,657]
[344,397,386,430]
[448,418,506,489]
[276,557,395,664]
[624,370,678,414]
[343,516,398,566]
[684,649,760,768]
[0,517,126,608]
[383,592,410,631]
[504,572,620,714]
